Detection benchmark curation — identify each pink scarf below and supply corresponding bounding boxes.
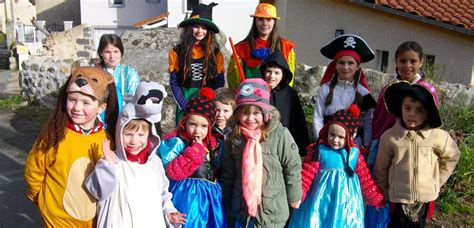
[240,126,263,217]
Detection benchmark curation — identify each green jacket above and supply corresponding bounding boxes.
[220,108,302,227]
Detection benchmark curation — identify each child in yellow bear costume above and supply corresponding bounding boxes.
[24,67,119,227]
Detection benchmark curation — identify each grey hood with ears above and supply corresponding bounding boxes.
[115,81,168,160]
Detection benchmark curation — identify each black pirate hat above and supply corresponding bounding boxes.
[320,34,375,63]
[179,2,219,33]
[384,80,442,128]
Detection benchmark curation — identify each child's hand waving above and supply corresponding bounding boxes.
[102,139,118,164]
[167,212,186,224]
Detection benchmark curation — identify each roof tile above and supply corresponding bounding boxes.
[375,0,474,30]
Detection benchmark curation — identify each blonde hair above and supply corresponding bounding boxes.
[229,105,269,142]
[123,119,151,135]
[214,87,236,110]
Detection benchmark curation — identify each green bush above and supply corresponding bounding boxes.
[0,32,5,43]
[440,135,474,200]
[438,91,474,135]
[436,85,474,221]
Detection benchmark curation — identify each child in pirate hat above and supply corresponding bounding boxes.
[313,34,377,149]
[374,80,460,227]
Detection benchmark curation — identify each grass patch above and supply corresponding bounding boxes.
[0,95,23,108]
[0,95,51,125]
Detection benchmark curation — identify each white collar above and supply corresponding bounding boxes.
[337,77,355,86]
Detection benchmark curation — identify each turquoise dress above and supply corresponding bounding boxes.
[289,144,364,228]
[99,63,140,123]
[109,64,140,111]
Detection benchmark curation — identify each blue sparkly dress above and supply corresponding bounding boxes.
[289,144,364,228]
[158,136,227,228]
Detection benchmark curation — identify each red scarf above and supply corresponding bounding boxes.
[125,141,152,164]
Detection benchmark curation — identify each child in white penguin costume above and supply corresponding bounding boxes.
[86,81,185,227]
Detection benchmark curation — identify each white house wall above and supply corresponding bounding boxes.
[81,0,258,55]
[167,0,259,51]
[80,0,167,28]
[282,0,473,85]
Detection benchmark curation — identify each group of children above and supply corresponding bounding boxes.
[23,2,461,228]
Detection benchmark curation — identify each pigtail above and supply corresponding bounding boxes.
[324,73,339,106]
[419,67,427,80]
[104,83,119,141]
[33,77,71,155]
[395,67,401,80]
[352,69,363,108]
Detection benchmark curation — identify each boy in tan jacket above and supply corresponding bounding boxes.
[374,80,460,227]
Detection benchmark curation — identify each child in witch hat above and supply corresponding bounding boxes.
[313,34,377,149]
[169,2,225,125]
[374,80,459,227]
[158,88,228,227]
[227,3,297,89]
[289,104,384,227]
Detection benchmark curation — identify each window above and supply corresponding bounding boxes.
[109,0,124,8]
[335,29,344,37]
[424,54,436,76]
[185,0,200,12]
[375,50,389,73]
[425,54,435,66]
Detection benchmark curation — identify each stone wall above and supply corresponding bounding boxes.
[20,57,88,107]
[41,24,93,59]
[19,24,94,107]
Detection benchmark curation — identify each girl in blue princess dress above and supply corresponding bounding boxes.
[289,105,384,228]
